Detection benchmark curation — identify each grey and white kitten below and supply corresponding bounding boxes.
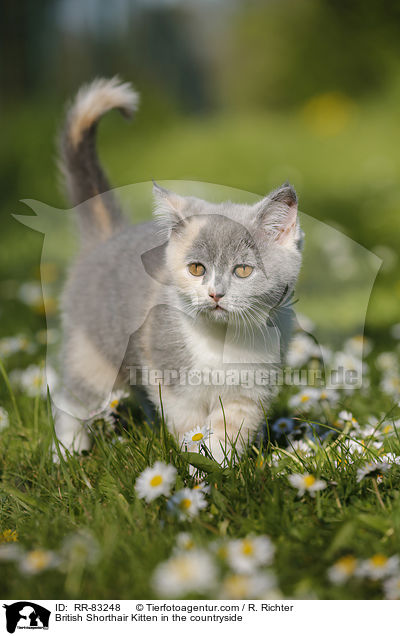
[54,77,304,462]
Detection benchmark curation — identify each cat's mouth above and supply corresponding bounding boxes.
[207,303,229,320]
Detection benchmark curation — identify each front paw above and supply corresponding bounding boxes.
[52,409,91,462]
[206,399,261,465]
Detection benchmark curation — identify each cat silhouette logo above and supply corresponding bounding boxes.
[2,602,50,633]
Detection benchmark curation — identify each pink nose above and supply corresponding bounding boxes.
[209,292,224,303]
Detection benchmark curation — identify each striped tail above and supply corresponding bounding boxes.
[59,77,139,247]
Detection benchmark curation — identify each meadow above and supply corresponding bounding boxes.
[0,83,400,600]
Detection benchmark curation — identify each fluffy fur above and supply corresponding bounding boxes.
[54,77,304,462]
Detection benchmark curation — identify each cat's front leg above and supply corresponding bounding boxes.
[52,399,91,460]
[207,397,262,464]
[158,387,209,443]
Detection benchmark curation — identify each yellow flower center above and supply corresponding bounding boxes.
[241,540,254,556]
[173,557,192,580]
[150,475,163,487]
[28,550,50,570]
[301,395,310,403]
[110,399,119,409]
[179,498,192,510]
[304,475,316,488]
[225,575,248,597]
[383,424,392,435]
[192,433,204,442]
[320,392,327,400]
[336,555,356,574]
[33,375,43,388]
[371,554,387,568]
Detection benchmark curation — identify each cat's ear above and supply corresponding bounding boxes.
[254,183,301,247]
[152,181,187,234]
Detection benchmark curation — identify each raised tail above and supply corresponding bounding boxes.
[59,77,139,246]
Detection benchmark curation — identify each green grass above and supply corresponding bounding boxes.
[0,329,400,599]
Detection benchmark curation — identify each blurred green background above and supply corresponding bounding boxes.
[1,0,400,340]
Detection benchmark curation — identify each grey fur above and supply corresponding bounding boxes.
[55,79,304,462]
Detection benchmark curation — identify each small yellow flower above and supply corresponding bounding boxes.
[0,529,18,544]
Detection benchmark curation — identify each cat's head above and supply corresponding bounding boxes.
[152,183,304,325]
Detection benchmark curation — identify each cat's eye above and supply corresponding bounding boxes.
[188,262,206,277]
[233,264,253,278]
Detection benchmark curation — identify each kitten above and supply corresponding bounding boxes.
[54,77,304,462]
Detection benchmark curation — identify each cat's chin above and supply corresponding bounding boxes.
[206,306,230,322]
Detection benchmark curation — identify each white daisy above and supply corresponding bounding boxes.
[286,439,314,456]
[220,571,278,599]
[356,554,400,580]
[183,425,211,450]
[18,364,58,398]
[288,387,320,411]
[384,575,400,599]
[375,352,398,372]
[333,352,365,390]
[152,549,216,597]
[167,488,207,521]
[0,544,22,561]
[0,406,9,432]
[18,281,42,306]
[19,549,60,575]
[333,351,365,373]
[270,451,282,467]
[226,535,275,574]
[379,452,400,465]
[108,390,129,412]
[344,335,372,357]
[175,533,195,552]
[192,480,211,495]
[390,324,400,340]
[288,473,327,497]
[333,453,356,469]
[287,333,319,368]
[327,555,358,584]
[356,461,390,482]
[380,421,399,437]
[135,461,177,503]
[380,372,400,397]
[0,334,34,358]
[315,387,340,405]
[342,438,366,455]
[338,410,358,425]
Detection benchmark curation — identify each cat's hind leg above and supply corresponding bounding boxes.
[53,329,121,458]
